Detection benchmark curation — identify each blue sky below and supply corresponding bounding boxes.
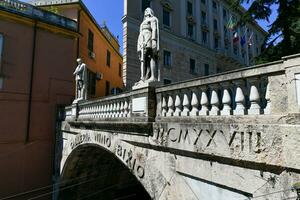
[22,0,278,50]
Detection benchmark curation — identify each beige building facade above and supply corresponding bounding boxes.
[123,0,267,87]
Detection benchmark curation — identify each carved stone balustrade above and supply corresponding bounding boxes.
[156,56,300,119]
[65,54,300,122]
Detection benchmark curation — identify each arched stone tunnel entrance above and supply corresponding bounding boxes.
[59,145,151,200]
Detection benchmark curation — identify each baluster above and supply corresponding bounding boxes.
[199,87,209,116]
[220,82,233,116]
[209,85,220,115]
[264,82,271,114]
[102,104,107,118]
[161,96,167,117]
[107,104,111,118]
[124,101,129,117]
[105,104,109,118]
[120,101,124,117]
[248,78,262,115]
[182,92,190,116]
[233,80,247,115]
[99,105,103,118]
[112,103,117,118]
[128,101,132,117]
[116,102,120,118]
[166,94,174,117]
[174,94,182,117]
[190,91,199,116]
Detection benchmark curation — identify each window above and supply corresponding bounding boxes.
[204,64,209,76]
[187,1,193,15]
[187,24,194,39]
[87,70,96,96]
[201,0,206,4]
[88,29,94,53]
[213,1,217,9]
[213,19,218,30]
[142,0,151,12]
[190,58,196,74]
[214,37,219,49]
[202,31,207,44]
[223,9,227,18]
[163,50,171,66]
[105,81,110,96]
[119,63,122,77]
[163,79,172,85]
[163,9,171,27]
[106,50,111,67]
[201,11,207,25]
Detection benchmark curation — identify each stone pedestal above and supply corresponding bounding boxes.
[131,83,159,122]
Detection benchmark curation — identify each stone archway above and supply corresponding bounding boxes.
[59,145,152,200]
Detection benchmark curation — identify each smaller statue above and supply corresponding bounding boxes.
[136,7,160,85]
[73,58,87,102]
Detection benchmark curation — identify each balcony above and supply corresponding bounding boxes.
[0,0,77,31]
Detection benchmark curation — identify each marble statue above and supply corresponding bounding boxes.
[136,7,160,85]
[73,58,87,102]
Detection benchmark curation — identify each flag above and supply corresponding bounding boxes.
[248,32,253,46]
[233,31,239,43]
[227,15,235,30]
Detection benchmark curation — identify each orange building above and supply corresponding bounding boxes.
[0,0,78,198]
[31,0,124,97]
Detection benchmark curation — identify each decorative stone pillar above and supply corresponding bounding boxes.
[174,94,182,117]
[190,90,199,116]
[182,91,190,116]
[119,102,124,118]
[233,80,247,115]
[220,82,233,115]
[161,96,167,117]
[166,94,174,117]
[248,78,262,115]
[124,101,129,117]
[209,84,220,115]
[199,86,209,116]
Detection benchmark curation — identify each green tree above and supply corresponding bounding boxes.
[231,0,300,63]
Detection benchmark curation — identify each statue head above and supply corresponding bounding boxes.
[76,58,82,64]
[144,8,154,19]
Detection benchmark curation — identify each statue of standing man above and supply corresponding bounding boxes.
[73,58,87,102]
[137,8,160,84]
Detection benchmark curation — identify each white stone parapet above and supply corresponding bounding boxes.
[156,55,300,118]
[64,54,300,121]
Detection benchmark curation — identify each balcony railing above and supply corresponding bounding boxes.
[65,54,300,122]
[0,0,77,31]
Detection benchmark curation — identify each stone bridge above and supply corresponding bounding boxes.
[58,54,300,200]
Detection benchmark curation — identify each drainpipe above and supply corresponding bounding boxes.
[25,21,37,144]
[76,8,82,58]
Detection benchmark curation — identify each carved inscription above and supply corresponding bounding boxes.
[153,127,262,153]
[116,144,145,178]
[70,133,91,149]
[94,133,112,148]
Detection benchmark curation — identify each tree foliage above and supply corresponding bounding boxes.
[231,0,300,63]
